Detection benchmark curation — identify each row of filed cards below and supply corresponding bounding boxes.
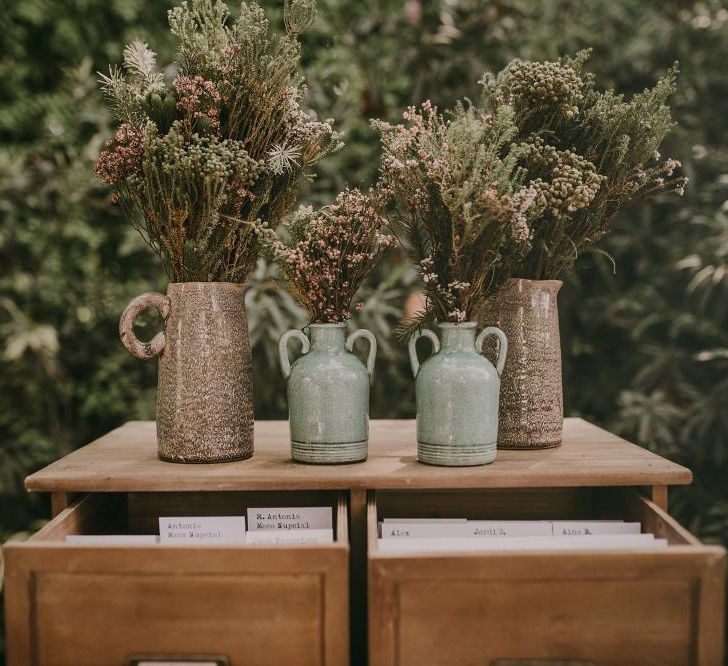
[65,507,334,545]
[377,518,668,553]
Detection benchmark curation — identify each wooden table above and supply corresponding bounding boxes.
[27,417,691,514]
[18,418,714,666]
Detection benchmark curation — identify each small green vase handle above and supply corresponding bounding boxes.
[119,292,171,359]
[476,326,508,377]
[346,329,377,378]
[408,328,440,378]
[278,329,311,380]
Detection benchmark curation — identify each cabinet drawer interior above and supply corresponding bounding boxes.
[31,490,348,544]
[367,488,724,666]
[370,487,698,547]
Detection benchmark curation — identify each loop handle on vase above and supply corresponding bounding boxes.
[119,292,171,359]
[408,328,440,378]
[278,329,311,380]
[345,329,377,379]
[476,326,508,377]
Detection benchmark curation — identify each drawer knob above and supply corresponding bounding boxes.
[492,661,596,666]
[127,655,229,665]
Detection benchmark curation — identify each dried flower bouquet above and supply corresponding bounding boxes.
[95,0,341,283]
[480,51,688,279]
[264,188,394,323]
[374,101,538,325]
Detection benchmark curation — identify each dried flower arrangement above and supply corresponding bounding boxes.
[480,51,688,279]
[263,188,394,323]
[95,0,342,283]
[374,101,538,325]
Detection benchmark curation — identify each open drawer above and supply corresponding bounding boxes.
[4,490,349,666]
[368,487,725,666]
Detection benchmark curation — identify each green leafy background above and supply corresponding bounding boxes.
[2,0,727,660]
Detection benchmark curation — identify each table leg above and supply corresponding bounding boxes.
[651,485,668,511]
[51,492,71,517]
[349,488,368,666]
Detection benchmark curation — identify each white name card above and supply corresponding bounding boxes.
[552,521,642,536]
[158,517,246,544]
[380,521,553,538]
[383,518,467,523]
[244,528,334,545]
[247,507,332,531]
[377,534,667,553]
[66,535,160,545]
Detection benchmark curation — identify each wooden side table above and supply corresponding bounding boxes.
[4,418,724,666]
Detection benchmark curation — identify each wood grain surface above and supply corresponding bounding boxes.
[367,488,725,666]
[25,418,692,493]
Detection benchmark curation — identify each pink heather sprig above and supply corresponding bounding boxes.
[94,123,145,195]
[268,188,395,323]
[174,75,222,131]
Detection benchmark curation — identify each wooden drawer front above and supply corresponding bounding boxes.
[368,488,725,666]
[4,491,349,666]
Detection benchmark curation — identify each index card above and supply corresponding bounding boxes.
[244,528,334,545]
[380,521,552,538]
[377,533,667,553]
[247,506,332,530]
[552,521,642,536]
[382,518,468,523]
[158,517,246,544]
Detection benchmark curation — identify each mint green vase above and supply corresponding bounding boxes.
[408,321,507,466]
[279,323,376,464]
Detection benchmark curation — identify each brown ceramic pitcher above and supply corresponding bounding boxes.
[479,278,563,449]
[119,282,254,463]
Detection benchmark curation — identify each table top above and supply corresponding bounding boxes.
[25,418,692,493]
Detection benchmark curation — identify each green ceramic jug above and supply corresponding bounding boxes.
[279,323,376,464]
[408,321,507,466]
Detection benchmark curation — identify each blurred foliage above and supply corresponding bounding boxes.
[2,0,728,661]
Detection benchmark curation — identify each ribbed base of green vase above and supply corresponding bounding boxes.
[417,440,496,467]
[291,439,368,465]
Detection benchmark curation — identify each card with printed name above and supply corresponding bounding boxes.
[245,528,334,545]
[551,521,641,536]
[158,517,246,544]
[247,507,332,531]
[377,533,667,553]
[380,521,553,538]
[380,520,644,538]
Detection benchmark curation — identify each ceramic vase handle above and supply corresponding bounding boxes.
[408,329,440,378]
[476,326,508,377]
[346,329,377,378]
[278,329,311,380]
[119,292,171,359]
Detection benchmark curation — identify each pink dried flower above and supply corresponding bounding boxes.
[271,188,392,323]
[174,75,222,131]
[94,123,144,187]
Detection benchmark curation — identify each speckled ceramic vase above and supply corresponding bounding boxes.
[279,323,376,464]
[408,322,507,466]
[479,278,563,449]
[119,282,254,463]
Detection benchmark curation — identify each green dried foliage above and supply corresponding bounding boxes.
[95,0,342,282]
[481,52,688,279]
[375,101,537,325]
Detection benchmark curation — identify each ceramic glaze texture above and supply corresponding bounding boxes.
[119,282,254,463]
[409,322,507,466]
[279,323,376,464]
[479,278,563,449]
